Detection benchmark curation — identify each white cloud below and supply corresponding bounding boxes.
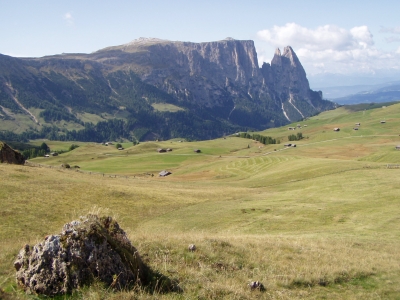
[380,26,400,34]
[63,12,74,26]
[256,23,400,75]
[257,23,373,51]
[385,36,400,43]
[380,27,400,44]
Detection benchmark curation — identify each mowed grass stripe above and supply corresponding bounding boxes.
[1,103,400,299]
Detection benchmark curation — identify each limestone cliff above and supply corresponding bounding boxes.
[0,38,336,141]
[96,38,334,123]
[261,46,319,121]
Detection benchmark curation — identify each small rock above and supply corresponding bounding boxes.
[188,244,196,252]
[249,281,265,291]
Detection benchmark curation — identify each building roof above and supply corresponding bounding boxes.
[159,170,172,177]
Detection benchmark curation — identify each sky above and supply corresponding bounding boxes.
[1,0,400,87]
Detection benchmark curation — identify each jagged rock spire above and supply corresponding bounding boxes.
[282,46,301,67]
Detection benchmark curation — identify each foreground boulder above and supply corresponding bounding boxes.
[14,215,159,296]
[0,141,25,164]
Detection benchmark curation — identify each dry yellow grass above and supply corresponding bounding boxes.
[1,104,400,298]
[1,158,400,299]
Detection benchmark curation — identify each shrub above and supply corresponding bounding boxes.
[69,144,79,151]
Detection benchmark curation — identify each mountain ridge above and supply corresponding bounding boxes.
[0,38,336,142]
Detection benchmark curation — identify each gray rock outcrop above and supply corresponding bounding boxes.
[0,141,25,164]
[14,215,148,296]
[0,38,336,141]
[98,38,335,123]
[266,46,325,120]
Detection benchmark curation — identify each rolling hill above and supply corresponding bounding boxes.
[1,103,400,299]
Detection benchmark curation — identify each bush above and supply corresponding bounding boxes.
[40,142,49,152]
[69,144,79,151]
[288,132,303,141]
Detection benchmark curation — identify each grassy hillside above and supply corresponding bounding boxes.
[1,103,400,299]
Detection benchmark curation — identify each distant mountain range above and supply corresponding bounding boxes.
[0,38,335,142]
[317,81,400,104]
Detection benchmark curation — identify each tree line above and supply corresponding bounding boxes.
[237,132,279,145]
[288,132,303,141]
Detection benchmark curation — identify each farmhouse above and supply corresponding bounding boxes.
[159,170,171,177]
[355,123,360,126]
[380,120,386,124]
[194,149,201,153]
[333,128,340,131]
[157,148,166,153]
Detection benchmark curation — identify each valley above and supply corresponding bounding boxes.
[1,103,399,299]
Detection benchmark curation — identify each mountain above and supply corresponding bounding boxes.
[0,38,335,142]
[332,82,400,105]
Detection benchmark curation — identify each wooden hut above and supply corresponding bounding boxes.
[159,170,172,177]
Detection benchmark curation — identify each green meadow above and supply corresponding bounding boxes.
[1,103,400,299]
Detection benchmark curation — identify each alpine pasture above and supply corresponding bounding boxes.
[1,103,400,299]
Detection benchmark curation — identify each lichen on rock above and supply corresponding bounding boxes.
[14,215,155,296]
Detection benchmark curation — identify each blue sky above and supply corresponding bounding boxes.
[1,0,400,85]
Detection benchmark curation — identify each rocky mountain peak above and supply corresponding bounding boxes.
[0,38,335,141]
[126,37,171,45]
[282,46,301,68]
